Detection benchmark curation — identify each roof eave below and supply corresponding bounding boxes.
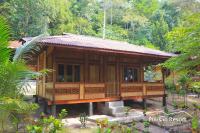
[39,42,174,59]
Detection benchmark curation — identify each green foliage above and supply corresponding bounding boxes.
[190,81,200,93]
[164,13,200,73]
[0,14,47,133]
[192,116,199,130]
[0,16,10,64]
[58,109,68,119]
[0,97,39,132]
[79,112,88,128]
[1,0,195,51]
[124,106,131,117]
[143,120,150,133]
[26,113,64,133]
[0,16,45,98]
[165,79,176,92]
[96,118,134,133]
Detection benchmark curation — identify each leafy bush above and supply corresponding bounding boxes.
[96,118,136,133]
[143,120,150,133]
[0,97,39,132]
[192,116,199,130]
[79,112,88,128]
[26,109,67,133]
[124,106,131,117]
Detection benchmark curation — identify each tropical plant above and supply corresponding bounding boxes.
[165,78,177,103]
[58,109,68,120]
[79,112,88,128]
[178,74,191,107]
[190,81,200,98]
[124,106,131,117]
[0,97,39,132]
[0,16,46,98]
[191,116,199,131]
[26,110,66,133]
[143,120,150,133]
[131,120,138,133]
[0,16,10,64]
[0,16,47,132]
[96,119,133,133]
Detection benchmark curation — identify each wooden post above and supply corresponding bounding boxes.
[116,54,120,96]
[140,65,144,82]
[80,84,84,99]
[162,68,167,107]
[36,55,40,98]
[43,51,46,97]
[100,55,104,82]
[89,102,93,116]
[143,84,146,96]
[104,55,107,97]
[52,48,56,116]
[84,53,89,82]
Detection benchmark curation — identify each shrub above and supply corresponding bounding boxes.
[26,109,67,133]
[0,97,39,132]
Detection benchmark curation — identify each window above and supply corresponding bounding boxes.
[66,65,73,82]
[58,64,64,82]
[74,65,80,82]
[57,64,81,82]
[123,67,138,82]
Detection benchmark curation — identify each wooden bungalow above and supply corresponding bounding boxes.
[25,33,175,115]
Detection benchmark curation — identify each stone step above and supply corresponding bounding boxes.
[113,112,126,117]
[110,106,125,114]
[105,101,124,108]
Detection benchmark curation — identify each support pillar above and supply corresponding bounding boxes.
[163,94,167,107]
[143,98,147,110]
[89,102,93,116]
[44,100,48,114]
[51,104,56,117]
[34,95,39,103]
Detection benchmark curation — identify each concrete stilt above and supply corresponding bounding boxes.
[51,104,56,117]
[163,95,167,107]
[34,95,39,103]
[44,100,48,114]
[89,102,93,116]
[143,98,147,110]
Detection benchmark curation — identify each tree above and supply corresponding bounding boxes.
[4,0,51,39]
[48,0,74,35]
[164,13,200,74]
[148,10,169,50]
[0,15,44,98]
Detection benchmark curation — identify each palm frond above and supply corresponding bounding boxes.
[13,34,47,62]
[0,16,10,64]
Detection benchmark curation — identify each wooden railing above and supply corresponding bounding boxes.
[46,83,105,101]
[45,82,164,101]
[120,83,164,98]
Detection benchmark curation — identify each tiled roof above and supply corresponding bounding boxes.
[24,33,175,57]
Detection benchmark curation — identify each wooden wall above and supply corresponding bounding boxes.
[36,46,164,102]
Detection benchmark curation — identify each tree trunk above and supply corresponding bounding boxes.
[110,0,112,25]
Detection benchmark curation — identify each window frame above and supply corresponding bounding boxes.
[122,65,139,83]
[56,63,81,83]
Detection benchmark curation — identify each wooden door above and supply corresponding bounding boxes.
[106,65,118,97]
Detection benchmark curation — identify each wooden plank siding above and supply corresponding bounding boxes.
[36,46,165,104]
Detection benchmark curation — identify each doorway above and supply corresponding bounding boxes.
[106,65,118,97]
